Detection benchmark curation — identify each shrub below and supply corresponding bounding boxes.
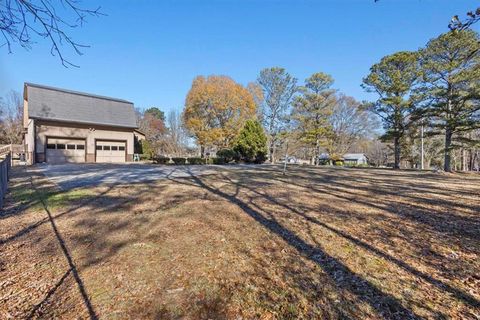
[333,160,344,166]
[206,157,226,165]
[187,157,205,165]
[141,140,156,160]
[253,152,267,164]
[171,157,187,165]
[154,156,170,164]
[211,157,226,165]
[139,154,150,161]
[232,120,268,163]
[216,149,238,163]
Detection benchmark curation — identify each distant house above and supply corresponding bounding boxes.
[318,153,369,165]
[23,83,145,165]
[342,153,369,166]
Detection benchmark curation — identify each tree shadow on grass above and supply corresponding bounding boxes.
[2,168,159,318]
[27,173,98,320]
[224,173,480,310]
[0,185,115,246]
[170,171,422,320]
[251,165,480,244]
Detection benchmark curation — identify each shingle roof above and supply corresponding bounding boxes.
[25,83,137,128]
[318,153,368,160]
[343,153,367,160]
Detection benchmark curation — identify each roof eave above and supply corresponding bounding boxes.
[30,116,138,130]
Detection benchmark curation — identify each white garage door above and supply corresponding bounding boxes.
[46,138,86,164]
[95,141,126,163]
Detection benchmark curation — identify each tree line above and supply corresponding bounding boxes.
[1,30,478,172]
[173,29,479,172]
[153,71,376,166]
[363,29,480,171]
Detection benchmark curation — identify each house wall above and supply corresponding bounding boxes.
[25,119,35,165]
[23,96,29,128]
[33,120,135,163]
[23,94,36,165]
[134,132,145,141]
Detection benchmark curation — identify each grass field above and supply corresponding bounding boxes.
[1,165,479,319]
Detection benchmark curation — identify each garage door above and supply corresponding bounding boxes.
[95,141,126,163]
[46,138,86,164]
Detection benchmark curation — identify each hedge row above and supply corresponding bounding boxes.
[152,157,228,165]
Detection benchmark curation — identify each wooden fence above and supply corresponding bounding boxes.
[0,153,12,209]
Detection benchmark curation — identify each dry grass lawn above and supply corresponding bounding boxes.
[0,165,479,319]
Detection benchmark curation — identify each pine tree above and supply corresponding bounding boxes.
[417,30,480,172]
[292,72,336,164]
[362,51,421,169]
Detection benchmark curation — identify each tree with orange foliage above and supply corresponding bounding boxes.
[136,107,168,158]
[183,75,256,157]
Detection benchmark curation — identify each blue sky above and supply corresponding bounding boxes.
[1,0,479,114]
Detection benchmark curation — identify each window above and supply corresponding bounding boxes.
[56,144,65,149]
[111,146,118,151]
[77,144,85,150]
[119,146,125,151]
[103,146,111,151]
[96,145,102,151]
[47,144,56,149]
[67,144,75,150]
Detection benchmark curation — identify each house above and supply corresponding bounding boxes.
[318,153,369,165]
[342,153,369,166]
[23,83,145,165]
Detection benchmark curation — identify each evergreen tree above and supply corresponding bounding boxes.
[292,72,336,164]
[144,107,165,121]
[417,30,480,172]
[362,51,421,169]
[233,120,268,163]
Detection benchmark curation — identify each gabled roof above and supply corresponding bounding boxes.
[343,153,368,160]
[24,83,138,128]
[134,128,146,137]
[318,153,368,160]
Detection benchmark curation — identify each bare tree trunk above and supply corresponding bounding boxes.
[475,150,480,171]
[394,136,401,170]
[468,148,475,171]
[461,148,467,171]
[200,145,205,158]
[426,158,431,170]
[444,128,453,172]
[268,137,277,164]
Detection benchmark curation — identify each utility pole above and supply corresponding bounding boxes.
[282,139,288,175]
[420,124,424,170]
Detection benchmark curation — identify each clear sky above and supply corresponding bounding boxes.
[1,0,479,114]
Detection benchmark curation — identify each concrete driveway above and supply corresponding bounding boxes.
[35,163,222,190]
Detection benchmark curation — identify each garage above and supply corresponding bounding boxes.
[95,140,126,163]
[46,138,86,164]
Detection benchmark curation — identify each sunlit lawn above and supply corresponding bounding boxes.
[1,165,479,319]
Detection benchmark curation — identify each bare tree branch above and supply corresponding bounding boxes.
[0,0,104,67]
[449,8,480,30]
